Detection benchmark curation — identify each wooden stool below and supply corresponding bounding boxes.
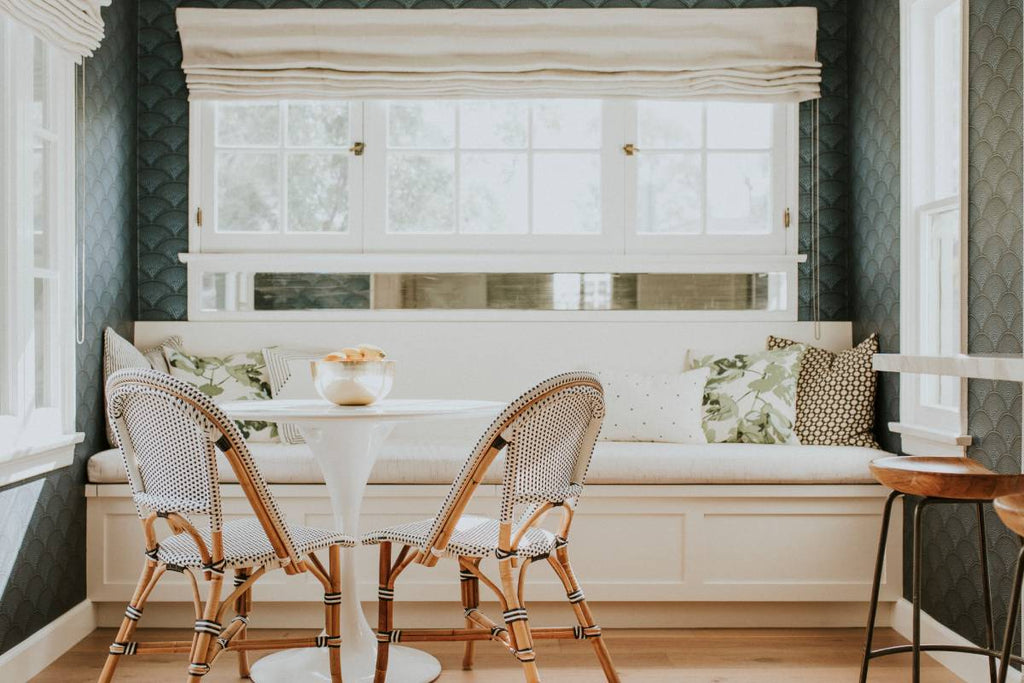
[993,494,1024,683]
[860,456,1024,683]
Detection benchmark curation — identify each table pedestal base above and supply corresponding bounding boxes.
[249,643,441,683]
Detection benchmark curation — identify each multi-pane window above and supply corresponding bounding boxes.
[0,16,77,465]
[899,0,966,452]
[195,99,794,255]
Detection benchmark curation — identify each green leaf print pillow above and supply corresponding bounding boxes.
[165,347,278,442]
[691,345,806,445]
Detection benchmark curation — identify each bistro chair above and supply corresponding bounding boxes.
[861,456,1024,683]
[100,369,355,683]
[363,371,619,683]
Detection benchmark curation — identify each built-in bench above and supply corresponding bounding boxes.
[85,319,902,629]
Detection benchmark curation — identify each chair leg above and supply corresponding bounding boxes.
[187,572,224,682]
[374,542,393,683]
[978,502,999,683]
[460,559,481,670]
[859,490,900,683]
[98,560,162,683]
[548,541,620,682]
[499,556,541,683]
[998,543,1024,683]
[327,544,342,683]
[233,568,252,679]
[912,498,933,683]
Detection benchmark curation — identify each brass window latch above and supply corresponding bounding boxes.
[196,207,203,228]
[623,143,637,156]
[784,207,791,228]
[350,141,365,156]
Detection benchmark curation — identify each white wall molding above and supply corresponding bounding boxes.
[891,598,1022,683]
[0,599,96,683]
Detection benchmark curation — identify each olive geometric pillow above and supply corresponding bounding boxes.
[766,334,880,449]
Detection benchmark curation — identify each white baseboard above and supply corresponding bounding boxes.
[95,600,889,630]
[891,598,1021,683]
[0,600,96,683]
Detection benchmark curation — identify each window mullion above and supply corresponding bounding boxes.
[279,101,288,236]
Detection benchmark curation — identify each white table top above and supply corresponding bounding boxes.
[220,398,504,423]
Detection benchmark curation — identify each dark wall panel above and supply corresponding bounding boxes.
[0,1,138,655]
[137,0,851,322]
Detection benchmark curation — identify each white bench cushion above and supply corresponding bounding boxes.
[88,439,886,486]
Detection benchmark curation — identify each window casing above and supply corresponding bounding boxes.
[188,98,800,318]
[897,0,969,454]
[0,16,79,472]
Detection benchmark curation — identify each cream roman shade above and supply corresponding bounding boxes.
[176,7,821,102]
[0,0,110,60]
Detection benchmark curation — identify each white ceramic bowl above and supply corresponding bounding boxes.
[311,359,395,406]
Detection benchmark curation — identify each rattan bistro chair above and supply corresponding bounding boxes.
[100,369,355,683]
[363,371,620,683]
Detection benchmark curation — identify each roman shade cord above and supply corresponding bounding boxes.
[176,7,822,103]
[0,0,110,61]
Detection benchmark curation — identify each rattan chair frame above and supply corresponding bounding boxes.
[370,373,620,683]
[99,369,347,683]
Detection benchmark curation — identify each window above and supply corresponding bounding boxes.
[0,16,80,475]
[897,0,968,454]
[189,98,799,318]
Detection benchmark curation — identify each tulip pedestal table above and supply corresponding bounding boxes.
[221,398,503,683]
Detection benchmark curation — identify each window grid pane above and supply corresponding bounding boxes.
[384,100,602,237]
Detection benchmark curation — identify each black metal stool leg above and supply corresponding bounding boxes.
[978,502,998,682]
[860,489,901,683]
[998,544,1024,683]
[913,497,934,683]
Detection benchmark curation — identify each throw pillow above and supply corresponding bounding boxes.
[263,347,325,444]
[165,347,277,442]
[102,327,183,447]
[767,334,880,448]
[691,345,805,444]
[598,368,709,443]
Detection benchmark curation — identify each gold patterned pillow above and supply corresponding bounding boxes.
[766,334,880,448]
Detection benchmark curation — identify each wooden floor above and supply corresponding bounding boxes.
[33,627,960,682]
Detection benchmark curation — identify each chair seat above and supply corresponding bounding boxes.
[362,515,557,559]
[157,517,356,570]
[870,456,1024,501]
[995,494,1024,537]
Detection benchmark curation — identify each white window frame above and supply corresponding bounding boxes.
[0,18,82,484]
[187,98,801,320]
[894,0,971,455]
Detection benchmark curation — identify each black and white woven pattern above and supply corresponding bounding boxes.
[157,517,353,570]
[107,369,354,568]
[262,346,325,445]
[364,372,604,557]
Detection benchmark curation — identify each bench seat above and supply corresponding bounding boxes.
[88,439,886,486]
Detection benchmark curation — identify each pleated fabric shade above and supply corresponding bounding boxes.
[176,7,821,103]
[0,0,110,60]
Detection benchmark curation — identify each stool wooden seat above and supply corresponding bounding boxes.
[870,456,1024,500]
[995,493,1024,535]
[862,456,1024,683]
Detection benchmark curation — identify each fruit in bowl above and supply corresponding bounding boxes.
[312,344,394,406]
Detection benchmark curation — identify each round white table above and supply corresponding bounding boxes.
[220,398,503,683]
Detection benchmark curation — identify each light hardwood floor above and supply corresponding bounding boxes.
[33,627,960,682]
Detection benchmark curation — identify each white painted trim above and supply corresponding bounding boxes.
[0,600,96,683]
[875,352,1024,383]
[891,598,1021,683]
[0,433,81,486]
[888,421,971,456]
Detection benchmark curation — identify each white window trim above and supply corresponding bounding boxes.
[897,0,971,455]
[186,99,801,321]
[0,19,82,484]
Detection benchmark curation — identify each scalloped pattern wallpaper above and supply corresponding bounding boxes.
[137,0,851,322]
[0,1,137,655]
[851,0,1024,651]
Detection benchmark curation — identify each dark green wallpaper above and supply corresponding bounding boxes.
[851,0,1024,652]
[137,0,851,322]
[0,1,138,656]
